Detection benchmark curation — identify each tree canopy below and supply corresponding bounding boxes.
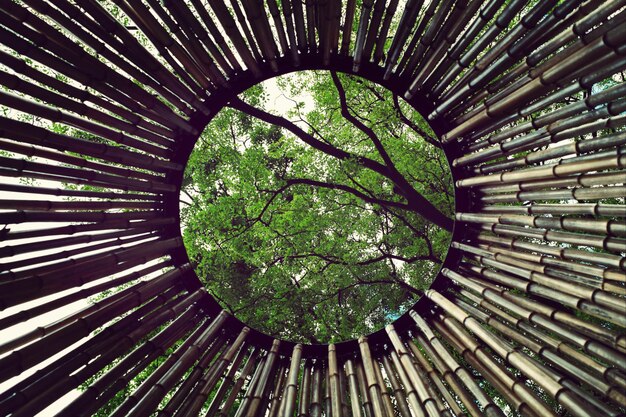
[181,71,454,343]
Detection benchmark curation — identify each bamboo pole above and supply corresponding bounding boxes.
[215,348,261,417]
[386,324,440,417]
[344,359,363,417]
[310,361,323,417]
[357,336,387,417]
[0,2,625,416]
[355,360,374,417]
[298,359,312,417]
[328,344,343,417]
[426,289,603,417]
[202,345,252,417]
[281,344,303,417]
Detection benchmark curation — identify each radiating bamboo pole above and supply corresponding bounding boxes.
[0,238,184,309]
[0,183,160,205]
[361,0,386,63]
[338,362,349,416]
[280,343,303,417]
[161,0,234,78]
[380,355,411,417]
[215,348,261,417]
[305,0,317,50]
[457,212,626,238]
[434,0,565,117]
[122,311,229,417]
[357,336,388,417]
[0,228,157,261]
[113,0,220,91]
[0,219,172,248]
[352,0,374,72]
[457,245,626,315]
[310,361,323,417]
[1,288,203,416]
[298,359,312,417]
[453,287,626,407]
[465,59,626,148]
[267,0,289,56]
[370,352,395,417]
[0,259,169,331]
[324,368,332,417]
[404,0,464,94]
[344,358,363,417]
[478,202,626,219]
[245,339,281,416]
[372,0,399,64]
[0,266,193,385]
[269,358,290,417]
[210,1,262,74]
[396,0,439,78]
[461,255,626,328]
[451,266,626,368]
[427,289,604,417]
[0,278,178,356]
[279,0,300,64]
[388,349,425,417]
[171,329,251,416]
[0,4,194,132]
[58,304,202,417]
[340,0,357,55]
[472,241,625,293]
[187,0,242,73]
[328,344,343,417]
[160,333,229,416]
[47,0,202,111]
[431,315,548,417]
[454,110,626,168]
[410,311,504,417]
[443,25,626,143]
[203,345,253,417]
[386,324,440,417]
[449,290,625,415]
[0,76,175,152]
[383,0,424,80]
[240,0,279,72]
[0,115,181,172]
[355,360,374,417]
[419,0,497,93]
[406,339,463,417]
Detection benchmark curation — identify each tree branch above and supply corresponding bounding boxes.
[228,97,390,177]
[331,71,397,170]
[285,178,411,211]
[393,94,440,148]
[229,92,454,232]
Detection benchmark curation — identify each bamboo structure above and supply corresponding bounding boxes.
[0,0,624,416]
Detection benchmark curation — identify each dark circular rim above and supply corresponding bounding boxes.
[164,52,471,358]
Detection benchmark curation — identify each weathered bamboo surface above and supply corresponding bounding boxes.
[0,0,624,416]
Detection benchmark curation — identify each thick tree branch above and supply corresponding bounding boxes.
[228,97,390,177]
[331,71,397,170]
[392,94,441,148]
[331,73,453,232]
[229,94,454,232]
[285,178,411,211]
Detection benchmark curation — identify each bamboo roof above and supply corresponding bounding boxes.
[0,0,624,416]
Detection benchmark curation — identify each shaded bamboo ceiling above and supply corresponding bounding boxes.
[0,0,625,416]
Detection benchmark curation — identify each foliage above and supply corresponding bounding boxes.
[181,71,453,343]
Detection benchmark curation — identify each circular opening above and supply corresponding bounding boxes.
[180,70,454,344]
